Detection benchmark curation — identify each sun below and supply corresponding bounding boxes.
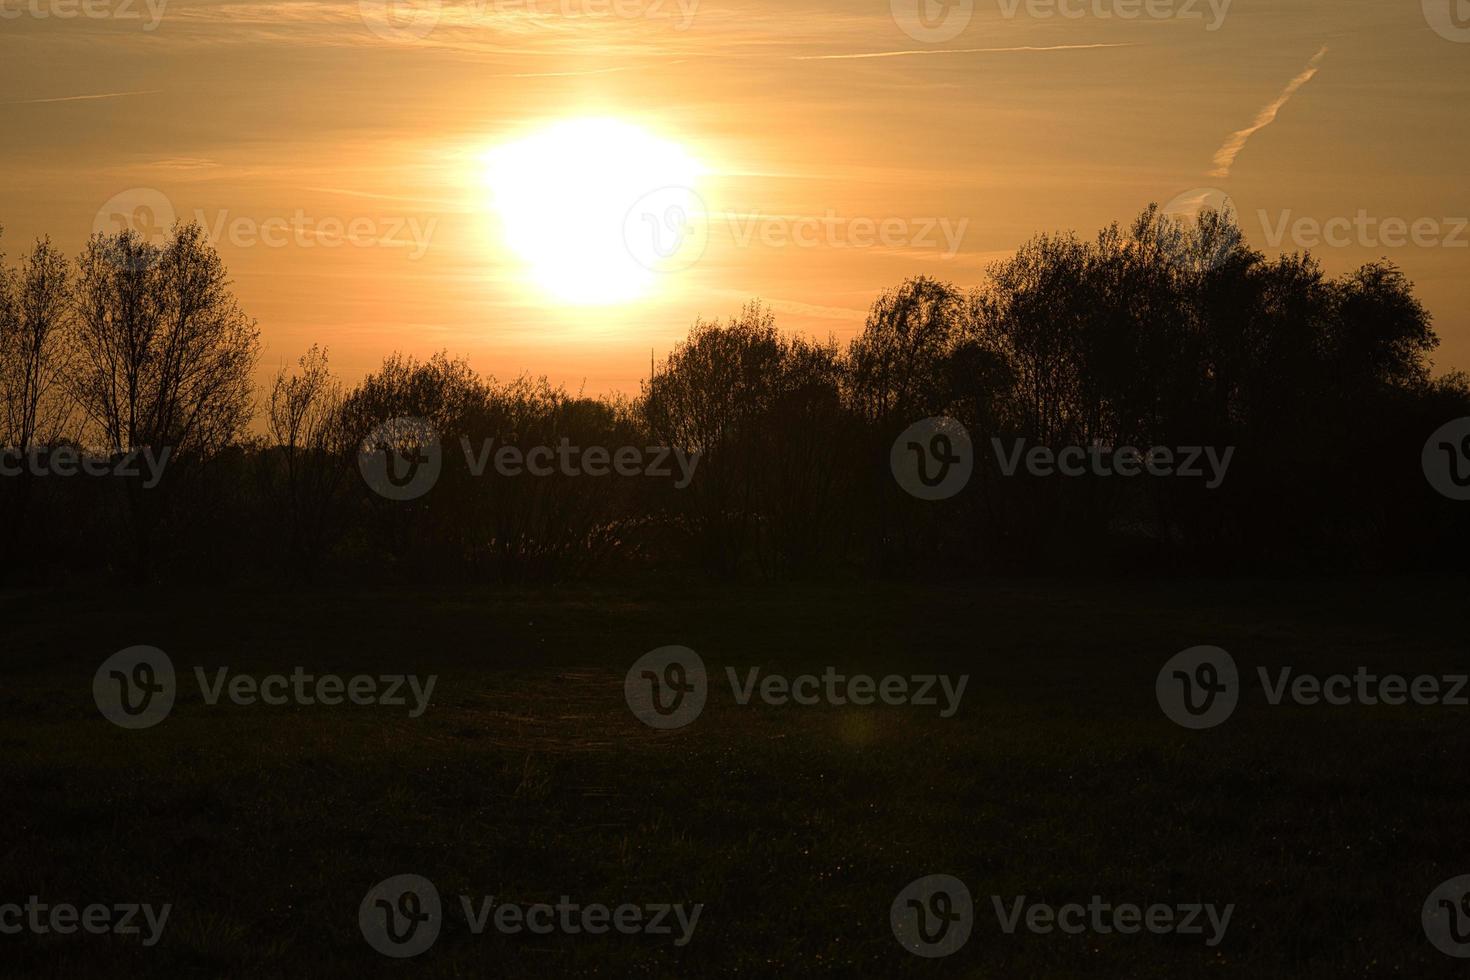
[483,118,705,306]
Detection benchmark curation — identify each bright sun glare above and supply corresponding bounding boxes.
[485,118,703,306]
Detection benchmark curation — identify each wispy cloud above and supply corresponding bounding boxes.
[493,65,634,78]
[1210,45,1328,179]
[709,292,869,321]
[148,157,221,171]
[306,185,464,210]
[0,89,160,106]
[793,42,1137,61]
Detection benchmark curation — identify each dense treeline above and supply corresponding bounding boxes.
[2,206,1467,585]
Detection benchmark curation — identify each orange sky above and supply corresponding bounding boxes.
[2,0,1467,396]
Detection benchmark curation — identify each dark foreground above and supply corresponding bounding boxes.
[3,576,1468,977]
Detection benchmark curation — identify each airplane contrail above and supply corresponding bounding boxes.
[1210,45,1327,178]
[0,89,161,106]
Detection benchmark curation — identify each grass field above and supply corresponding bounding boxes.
[3,575,1469,977]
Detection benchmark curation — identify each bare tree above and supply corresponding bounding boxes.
[846,276,966,425]
[0,234,79,573]
[70,222,259,457]
[0,236,74,454]
[67,222,259,578]
[266,345,350,580]
[642,304,785,576]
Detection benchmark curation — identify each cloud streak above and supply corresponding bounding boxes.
[1210,45,1327,178]
[0,89,161,106]
[794,42,1137,61]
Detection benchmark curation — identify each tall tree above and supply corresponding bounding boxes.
[266,345,350,581]
[0,236,74,454]
[67,223,259,578]
[70,222,259,457]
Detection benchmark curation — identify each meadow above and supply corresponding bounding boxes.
[3,574,1468,977]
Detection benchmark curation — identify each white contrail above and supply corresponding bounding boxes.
[0,89,161,106]
[794,42,1136,61]
[1210,45,1327,178]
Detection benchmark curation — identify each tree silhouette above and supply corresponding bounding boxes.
[0,204,1465,585]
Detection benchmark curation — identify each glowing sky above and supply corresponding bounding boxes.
[2,0,1467,394]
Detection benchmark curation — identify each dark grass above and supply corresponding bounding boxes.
[2,576,1469,977]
